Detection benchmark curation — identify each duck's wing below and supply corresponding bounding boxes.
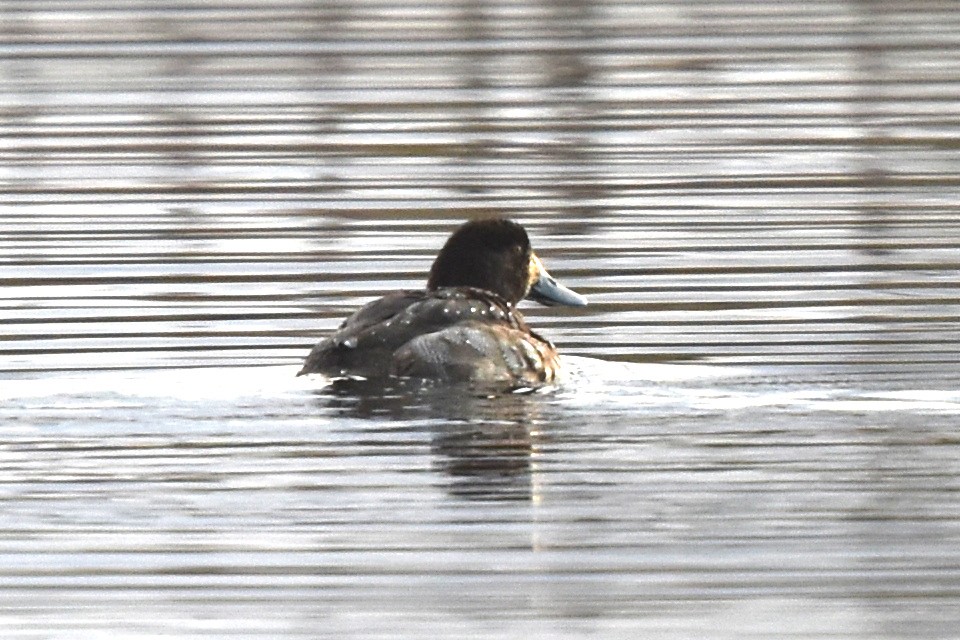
[298,287,526,379]
[297,291,422,376]
[337,291,423,332]
[391,320,559,387]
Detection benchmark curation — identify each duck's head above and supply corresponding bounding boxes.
[427,218,587,307]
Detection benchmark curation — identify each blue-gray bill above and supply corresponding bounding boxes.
[528,270,587,307]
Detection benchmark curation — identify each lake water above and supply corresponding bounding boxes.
[2,1,960,638]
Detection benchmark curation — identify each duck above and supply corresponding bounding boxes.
[298,217,586,387]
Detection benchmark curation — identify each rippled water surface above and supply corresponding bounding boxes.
[2,1,960,638]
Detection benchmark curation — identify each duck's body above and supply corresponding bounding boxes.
[298,218,585,387]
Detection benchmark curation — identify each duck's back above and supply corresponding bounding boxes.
[298,287,559,385]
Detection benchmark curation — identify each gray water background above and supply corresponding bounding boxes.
[2,1,960,638]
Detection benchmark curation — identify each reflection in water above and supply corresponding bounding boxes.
[431,421,536,502]
[316,378,545,501]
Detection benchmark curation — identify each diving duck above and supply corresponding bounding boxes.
[298,217,586,387]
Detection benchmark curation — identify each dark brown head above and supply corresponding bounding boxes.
[427,218,587,307]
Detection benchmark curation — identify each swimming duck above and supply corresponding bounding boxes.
[298,217,586,387]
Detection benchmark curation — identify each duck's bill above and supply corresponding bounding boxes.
[528,269,587,307]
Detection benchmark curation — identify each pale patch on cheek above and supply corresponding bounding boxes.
[528,253,544,290]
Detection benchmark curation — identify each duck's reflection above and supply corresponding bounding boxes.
[429,403,540,502]
[314,378,547,502]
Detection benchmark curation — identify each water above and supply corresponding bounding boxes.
[2,1,960,638]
